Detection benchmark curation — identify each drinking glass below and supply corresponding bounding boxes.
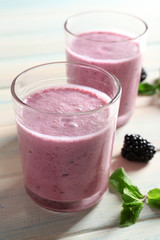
[64,10,148,127]
[11,61,121,212]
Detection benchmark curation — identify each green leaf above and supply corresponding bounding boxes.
[156,79,160,94]
[122,188,144,203]
[109,168,144,199]
[147,188,160,209]
[138,82,157,95]
[120,201,143,227]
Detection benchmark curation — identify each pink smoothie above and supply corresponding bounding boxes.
[66,31,142,127]
[17,85,116,211]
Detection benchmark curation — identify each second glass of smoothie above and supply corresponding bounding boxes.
[64,10,148,127]
[11,62,121,212]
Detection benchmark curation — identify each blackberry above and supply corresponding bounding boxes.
[121,134,156,162]
[140,68,147,82]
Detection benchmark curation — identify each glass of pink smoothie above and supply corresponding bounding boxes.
[11,61,121,212]
[64,10,148,127]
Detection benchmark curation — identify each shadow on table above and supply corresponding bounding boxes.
[0,173,95,240]
[111,153,149,173]
[136,94,160,109]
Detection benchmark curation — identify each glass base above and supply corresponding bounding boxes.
[26,187,106,212]
[117,111,133,128]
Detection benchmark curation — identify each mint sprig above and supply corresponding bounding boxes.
[138,78,160,96]
[109,168,160,227]
[109,168,144,227]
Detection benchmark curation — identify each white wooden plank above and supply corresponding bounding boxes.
[58,219,160,240]
[0,34,64,59]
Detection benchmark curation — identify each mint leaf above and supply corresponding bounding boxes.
[138,83,157,95]
[147,188,160,209]
[109,168,143,199]
[122,188,144,203]
[120,201,143,227]
[156,79,160,94]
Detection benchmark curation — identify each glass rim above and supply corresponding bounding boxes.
[64,10,148,43]
[11,61,121,116]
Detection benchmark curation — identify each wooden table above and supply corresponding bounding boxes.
[1,1,160,239]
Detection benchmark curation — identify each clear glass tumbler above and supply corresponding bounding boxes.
[11,61,121,212]
[64,10,148,127]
